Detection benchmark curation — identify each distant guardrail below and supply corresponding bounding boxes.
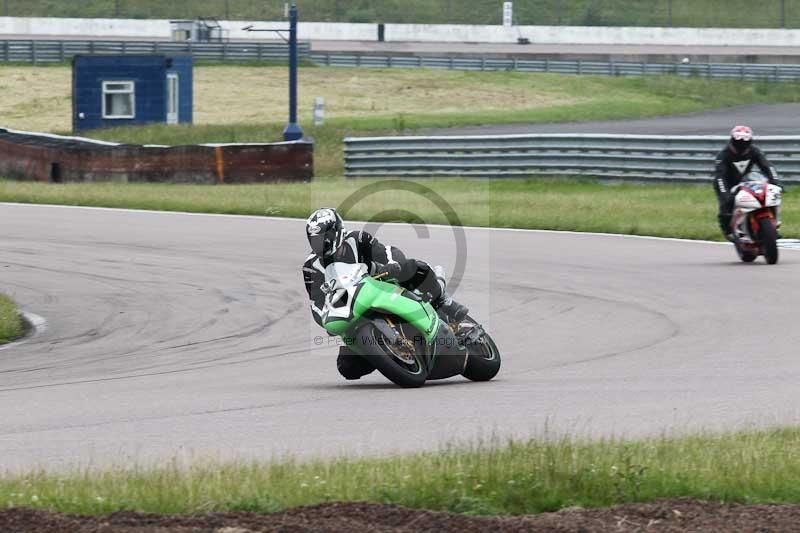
[0,39,310,63]
[344,134,800,183]
[312,53,800,83]
[3,40,800,83]
[3,41,800,83]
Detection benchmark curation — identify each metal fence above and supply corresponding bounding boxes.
[4,41,800,84]
[0,39,310,64]
[345,134,800,183]
[312,53,800,83]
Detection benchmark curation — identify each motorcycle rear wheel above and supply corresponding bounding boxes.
[460,316,502,382]
[758,218,779,265]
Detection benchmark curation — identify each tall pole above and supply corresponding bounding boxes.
[3,0,9,17]
[283,4,303,141]
[668,0,673,27]
[781,0,786,28]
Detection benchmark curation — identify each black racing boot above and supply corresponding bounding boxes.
[437,296,469,323]
[431,265,469,322]
[337,348,375,380]
[719,213,734,242]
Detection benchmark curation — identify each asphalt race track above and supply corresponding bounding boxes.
[424,104,800,136]
[2,203,799,471]
[311,41,800,59]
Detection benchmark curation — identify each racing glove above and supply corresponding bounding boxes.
[372,261,402,281]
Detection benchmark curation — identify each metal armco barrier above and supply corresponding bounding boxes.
[344,134,800,183]
[3,40,800,83]
[312,53,800,83]
[0,39,310,64]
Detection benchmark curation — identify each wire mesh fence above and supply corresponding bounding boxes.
[1,0,799,28]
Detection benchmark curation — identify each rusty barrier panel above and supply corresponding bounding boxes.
[0,128,313,184]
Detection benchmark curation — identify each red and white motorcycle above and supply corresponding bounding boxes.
[730,172,782,265]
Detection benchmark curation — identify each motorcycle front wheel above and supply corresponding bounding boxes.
[758,218,779,265]
[354,317,428,388]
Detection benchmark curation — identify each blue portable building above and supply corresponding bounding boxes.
[72,55,193,132]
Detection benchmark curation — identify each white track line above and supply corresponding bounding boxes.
[3,201,799,250]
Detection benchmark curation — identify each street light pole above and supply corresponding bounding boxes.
[283,3,303,141]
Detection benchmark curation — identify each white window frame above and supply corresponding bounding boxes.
[166,73,179,125]
[102,81,135,119]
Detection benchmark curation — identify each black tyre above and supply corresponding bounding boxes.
[736,245,757,263]
[460,316,501,382]
[759,218,779,265]
[354,318,428,388]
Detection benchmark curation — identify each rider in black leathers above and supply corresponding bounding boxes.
[302,208,468,380]
[714,125,782,240]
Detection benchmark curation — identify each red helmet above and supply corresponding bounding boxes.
[730,125,753,154]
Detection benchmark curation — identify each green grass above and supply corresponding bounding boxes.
[17,65,800,137]
[4,69,799,238]
[4,0,799,27]
[78,72,800,177]
[2,178,797,241]
[3,64,798,176]
[0,294,23,345]
[4,428,800,516]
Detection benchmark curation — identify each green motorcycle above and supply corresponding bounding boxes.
[321,262,501,388]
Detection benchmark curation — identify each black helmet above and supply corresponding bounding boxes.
[730,125,753,154]
[306,208,344,257]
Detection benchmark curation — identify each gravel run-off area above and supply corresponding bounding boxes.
[3,498,800,532]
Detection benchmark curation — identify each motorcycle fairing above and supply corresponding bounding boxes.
[765,184,782,208]
[322,262,440,343]
[735,188,762,210]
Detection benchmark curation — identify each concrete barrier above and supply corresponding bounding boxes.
[226,21,377,42]
[508,25,800,47]
[0,16,171,39]
[2,16,800,47]
[384,24,800,46]
[0,16,377,42]
[0,128,313,184]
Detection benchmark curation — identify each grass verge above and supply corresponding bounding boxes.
[2,63,799,175]
[3,428,800,516]
[1,177,797,241]
[0,294,23,345]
